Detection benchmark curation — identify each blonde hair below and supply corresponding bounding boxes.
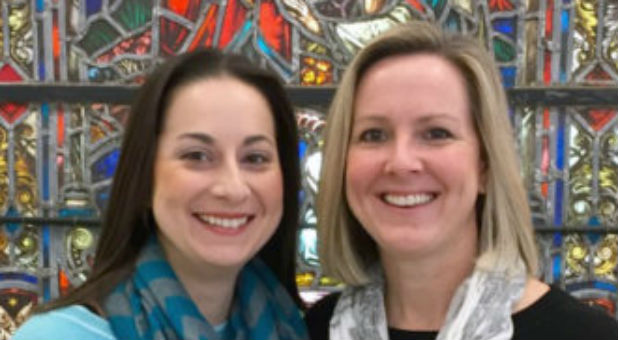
[317,21,538,285]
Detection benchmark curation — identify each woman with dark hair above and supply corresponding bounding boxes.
[13,49,308,340]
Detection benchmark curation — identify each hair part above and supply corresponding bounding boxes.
[317,21,538,285]
[40,48,303,312]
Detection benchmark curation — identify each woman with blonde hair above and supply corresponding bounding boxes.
[305,21,618,340]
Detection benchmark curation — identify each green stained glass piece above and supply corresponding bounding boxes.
[77,20,121,56]
[493,37,516,62]
[111,0,153,32]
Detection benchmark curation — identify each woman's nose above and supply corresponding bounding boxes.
[383,138,424,175]
[210,162,251,202]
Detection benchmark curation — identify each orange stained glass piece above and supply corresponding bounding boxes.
[166,0,191,16]
[585,65,613,81]
[218,0,248,49]
[543,108,550,128]
[57,106,64,147]
[583,298,615,316]
[586,109,617,131]
[541,182,548,197]
[405,0,425,12]
[189,5,219,49]
[489,0,514,11]
[52,24,60,58]
[58,270,71,296]
[0,65,28,124]
[259,0,291,61]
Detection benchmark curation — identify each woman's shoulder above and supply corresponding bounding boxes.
[513,285,618,340]
[304,292,341,340]
[12,305,116,340]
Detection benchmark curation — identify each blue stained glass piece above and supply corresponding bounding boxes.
[86,0,103,16]
[226,21,253,50]
[593,281,617,292]
[553,232,562,247]
[559,70,567,84]
[298,189,305,205]
[256,35,293,79]
[38,60,45,80]
[257,35,272,57]
[299,140,307,160]
[298,227,319,267]
[88,67,100,81]
[92,149,120,182]
[561,10,569,32]
[554,179,564,226]
[95,187,110,212]
[556,111,565,169]
[587,216,601,243]
[59,208,95,218]
[0,272,38,284]
[499,66,516,88]
[492,18,516,39]
[42,225,49,267]
[5,206,19,234]
[43,277,50,301]
[42,143,49,200]
[42,104,50,201]
[445,12,460,32]
[41,104,49,127]
[552,254,562,280]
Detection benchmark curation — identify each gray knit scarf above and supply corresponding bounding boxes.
[329,264,526,340]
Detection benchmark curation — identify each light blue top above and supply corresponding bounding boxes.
[12,304,231,339]
[12,305,116,340]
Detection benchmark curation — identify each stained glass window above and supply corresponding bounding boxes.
[0,0,617,334]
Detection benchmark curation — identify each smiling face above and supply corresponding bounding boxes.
[152,77,283,272]
[345,53,484,261]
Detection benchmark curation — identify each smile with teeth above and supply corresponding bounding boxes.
[196,214,251,229]
[382,193,436,207]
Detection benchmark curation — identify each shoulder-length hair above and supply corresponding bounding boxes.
[42,49,302,311]
[317,21,538,285]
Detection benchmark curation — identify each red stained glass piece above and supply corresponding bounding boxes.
[258,0,292,61]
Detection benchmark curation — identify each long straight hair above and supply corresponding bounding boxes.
[318,21,538,285]
[40,49,303,312]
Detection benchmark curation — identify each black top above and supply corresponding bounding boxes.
[304,286,618,340]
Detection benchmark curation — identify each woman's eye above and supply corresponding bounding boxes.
[425,128,453,140]
[244,153,270,165]
[359,128,387,142]
[180,151,211,162]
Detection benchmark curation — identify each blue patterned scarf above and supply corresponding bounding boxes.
[103,238,308,340]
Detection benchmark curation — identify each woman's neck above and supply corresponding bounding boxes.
[163,243,240,325]
[381,233,477,330]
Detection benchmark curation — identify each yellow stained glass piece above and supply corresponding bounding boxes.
[364,0,385,14]
[570,246,586,260]
[19,236,35,252]
[0,233,7,251]
[594,236,617,277]
[70,228,93,250]
[296,272,315,287]
[565,236,587,277]
[319,276,341,286]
